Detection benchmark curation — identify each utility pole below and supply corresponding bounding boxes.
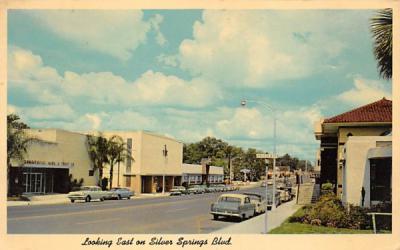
[162,144,168,194]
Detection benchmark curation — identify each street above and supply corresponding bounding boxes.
[8,187,266,234]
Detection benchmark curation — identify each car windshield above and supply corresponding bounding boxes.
[80,187,91,191]
[110,188,120,191]
[218,197,241,203]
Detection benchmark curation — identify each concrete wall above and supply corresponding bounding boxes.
[140,132,183,176]
[342,136,391,207]
[19,129,97,186]
[336,126,391,194]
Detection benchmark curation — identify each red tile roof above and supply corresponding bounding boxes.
[324,98,392,123]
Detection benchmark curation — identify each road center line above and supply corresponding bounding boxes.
[8,198,214,221]
[76,217,121,225]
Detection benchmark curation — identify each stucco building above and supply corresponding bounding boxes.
[181,163,224,186]
[101,131,183,194]
[342,136,392,207]
[314,98,392,196]
[9,129,97,195]
[9,129,184,195]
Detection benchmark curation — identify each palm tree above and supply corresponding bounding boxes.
[86,133,109,188]
[7,114,31,195]
[107,135,133,189]
[371,8,392,79]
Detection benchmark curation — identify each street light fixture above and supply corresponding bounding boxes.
[240,99,276,201]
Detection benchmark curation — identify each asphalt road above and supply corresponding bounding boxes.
[8,186,266,234]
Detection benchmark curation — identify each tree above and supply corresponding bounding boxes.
[86,133,109,188]
[107,135,133,189]
[7,114,31,195]
[371,8,392,79]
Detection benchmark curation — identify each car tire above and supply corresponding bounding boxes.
[213,215,219,220]
[118,195,122,200]
[127,196,131,200]
[70,200,75,203]
[241,214,246,221]
[85,196,91,202]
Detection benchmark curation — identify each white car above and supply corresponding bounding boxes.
[68,186,106,203]
[109,188,134,200]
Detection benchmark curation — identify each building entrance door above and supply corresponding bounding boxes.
[23,172,46,193]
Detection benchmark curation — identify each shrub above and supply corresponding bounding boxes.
[368,202,392,231]
[347,205,371,229]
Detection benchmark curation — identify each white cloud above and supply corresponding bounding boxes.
[29,10,166,60]
[336,76,391,106]
[8,47,220,108]
[215,105,322,153]
[165,10,366,88]
[149,14,167,46]
[7,105,18,115]
[157,54,178,67]
[19,104,76,121]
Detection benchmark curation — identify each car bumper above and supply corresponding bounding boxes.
[210,211,241,218]
[68,195,85,200]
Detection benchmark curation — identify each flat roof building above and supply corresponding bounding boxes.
[101,131,183,194]
[9,129,97,195]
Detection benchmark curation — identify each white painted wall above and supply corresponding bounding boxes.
[342,136,391,207]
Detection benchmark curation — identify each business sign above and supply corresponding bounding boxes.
[256,153,277,159]
[23,160,75,169]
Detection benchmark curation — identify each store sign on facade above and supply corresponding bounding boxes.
[24,160,75,168]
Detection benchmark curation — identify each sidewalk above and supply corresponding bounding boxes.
[213,199,300,234]
[7,192,173,207]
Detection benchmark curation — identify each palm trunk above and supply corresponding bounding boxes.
[109,162,114,190]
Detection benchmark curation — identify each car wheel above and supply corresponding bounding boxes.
[118,195,121,200]
[100,197,104,201]
[70,200,75,203]
[253,210,256,217]
[127,196,131,200]
[242,214,246,221]
[85,196,91,202]
[213,214,219,220]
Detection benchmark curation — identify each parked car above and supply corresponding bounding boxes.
[170,186,187,196]
[187,185,205,194]
[110,187,134,200]
[266,189,281,209]
[225,184,235,191]
[243,193,266,214]
[277,189,291,202]
[67,186,106,203]
[102,189,115,200]
[210,194,256,221]
[204,185,216,193]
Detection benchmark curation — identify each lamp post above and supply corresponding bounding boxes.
[241,99,278,212]
[162,144,168,194]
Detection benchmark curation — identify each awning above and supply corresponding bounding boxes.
[367,145,392,159]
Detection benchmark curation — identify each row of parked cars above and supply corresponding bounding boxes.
[170,184,238,196]
[67,186,134,203]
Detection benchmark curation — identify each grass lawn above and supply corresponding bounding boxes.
[269,222,374,234]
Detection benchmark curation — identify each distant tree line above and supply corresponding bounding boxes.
[183,136,311,181]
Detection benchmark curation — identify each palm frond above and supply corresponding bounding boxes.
[370,8,392,79]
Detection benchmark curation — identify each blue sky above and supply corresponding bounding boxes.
[7,9,392,161]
